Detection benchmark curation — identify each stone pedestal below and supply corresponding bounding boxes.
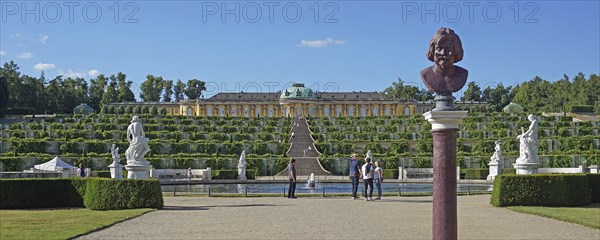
[125,164,153,179]
[238,167,247,180]
[108,162,123,179]
[424,110,467,240]
[513,162,541,174]
[203,167,212,181]
[487,162,501,181]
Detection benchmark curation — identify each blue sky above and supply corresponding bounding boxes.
[1,1,599,98]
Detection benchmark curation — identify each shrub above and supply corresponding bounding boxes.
[464,168,488,180]
[91,171,112,178]
[382,169,398,179]
[503,168,516,175]
[589,174,600,202]
[491,174,591,207]
[84,178,163,210]
[211,170,237,179]
[0,179,84,209]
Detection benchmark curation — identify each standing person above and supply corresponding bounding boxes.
[287,159,297,199]
[78,164,86,178]
[374,160,383,200]
[362,158,374,201]
[303,149,307,157]
[349,154,361,200]
[187,167,193,180]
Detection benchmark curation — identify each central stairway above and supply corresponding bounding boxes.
[278,117,332,176]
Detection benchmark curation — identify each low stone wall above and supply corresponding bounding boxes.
[538,167,585,174]
[0,172,62,178]
[398,167,461,180]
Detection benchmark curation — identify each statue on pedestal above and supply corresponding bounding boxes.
[487,140,503,180]
[111,144,120,165]
[238,150,247,180]
[516,114,539,164]
[125,115,151,165]
[109,143,123,179]
[420,28,468,111]
[489,140,502,164]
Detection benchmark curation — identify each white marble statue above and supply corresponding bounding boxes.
[125,115,151,165]
[111,144,120,165]
[365,150,373,160]
[489,140,502,164]
[487,140,503,180]
[238,150,247,180]
[515,114,539,164]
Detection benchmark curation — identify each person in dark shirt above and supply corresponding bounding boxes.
[78,164,86,177]
[349,154,361,199]
[287,159,297,199]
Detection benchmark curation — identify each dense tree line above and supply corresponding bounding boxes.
[384,73,599,114]
[0,61,206,115]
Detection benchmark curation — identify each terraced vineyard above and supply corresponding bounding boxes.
[0,114,292,175]
[309,113,600,175]
[1,112,598,177]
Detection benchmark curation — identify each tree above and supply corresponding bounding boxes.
[89,74,107,111]
[382,78,426,101]
[45,76,65,113]
[115,72,136,102]
[101,76,118,106]
[162,80,173,102]
[184,79,206,100]
[174,80,186,102]
[140,74,164,102]
[0,76,7,118]
[461,82,481,101]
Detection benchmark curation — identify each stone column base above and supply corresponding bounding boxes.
[487,162,501,180]
[108,163,123,179]
[125,164,153,179]
[513,162,541,175]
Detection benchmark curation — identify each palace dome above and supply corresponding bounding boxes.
[280,83,317,100]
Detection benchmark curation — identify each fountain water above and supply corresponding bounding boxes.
[306,173,317,188]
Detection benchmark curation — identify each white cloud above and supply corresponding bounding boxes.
[298,37,346,48]
[88,69,101,77]
[0,50,6,56]
[39,35,48,44]
[17,52,33,60]
[34,63,56,71]
[59,69,87,78]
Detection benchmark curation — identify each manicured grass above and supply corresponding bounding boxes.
[0,208,153,240]
[508,204,600,229]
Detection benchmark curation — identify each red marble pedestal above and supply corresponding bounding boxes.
[424,111,468,240]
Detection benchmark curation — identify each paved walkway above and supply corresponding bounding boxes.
[78,195,599,239]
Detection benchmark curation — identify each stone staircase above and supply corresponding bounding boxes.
[278,117,332,176]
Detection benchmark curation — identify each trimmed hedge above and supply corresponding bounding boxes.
[589,174,600,202]
[84,178,163,210]
[0,179,86,209]
[383,169,399,179]
[464,168,488,180]
[211,169,258,179]
[491,174,593,207]
[0,178,163,210]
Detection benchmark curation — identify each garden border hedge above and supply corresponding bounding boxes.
[0,178,163,210]
[491,174,597,207]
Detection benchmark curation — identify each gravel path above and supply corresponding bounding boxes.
[78,195,599,239]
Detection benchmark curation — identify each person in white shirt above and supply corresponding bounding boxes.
[362,158,374,201]
[374,160,383,200]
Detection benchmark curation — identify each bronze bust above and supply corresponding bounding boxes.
[420,28,468,110]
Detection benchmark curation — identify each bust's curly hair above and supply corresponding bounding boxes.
[426,28,464,63]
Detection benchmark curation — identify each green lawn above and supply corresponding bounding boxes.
[0,208,153,240]
[508,204,600,229]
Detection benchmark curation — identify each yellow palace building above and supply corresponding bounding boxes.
[108,83,485,117]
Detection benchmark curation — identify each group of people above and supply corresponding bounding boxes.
[286,154,384,201]
[349,154,383,201]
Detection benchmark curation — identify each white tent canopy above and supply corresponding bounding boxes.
[34,156,77,172]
